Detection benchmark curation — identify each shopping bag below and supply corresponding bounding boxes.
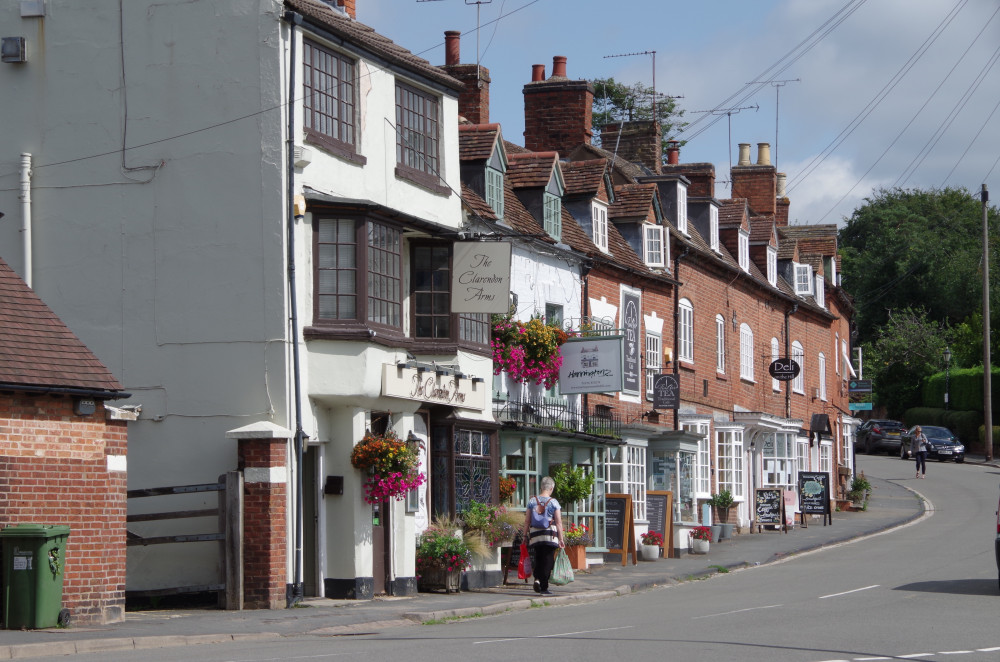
[550,548,574,585]
[517,542,532,580]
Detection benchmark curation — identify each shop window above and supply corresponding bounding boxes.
[715,428,744,500]
[682,420,711,498]
[431,425,496,519]
[762,431,796,492]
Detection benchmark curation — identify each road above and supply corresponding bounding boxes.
[71,455,999,662]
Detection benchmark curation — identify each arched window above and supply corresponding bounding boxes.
[740,323,754,381]
[715,314,725,373]
[818,353,827,400]
[771,338,780,392]
[679,298,693,363]
[792,341,804,393]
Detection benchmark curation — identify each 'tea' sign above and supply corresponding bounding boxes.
[768,358,801,381]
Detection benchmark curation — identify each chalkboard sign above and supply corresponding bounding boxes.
[502,533,526,585]
[604,493,637,565]
[798,472,832,525]
[645,491,673,559]
[755,488,787,533]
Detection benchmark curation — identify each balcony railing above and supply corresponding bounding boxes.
[492,396,621,439]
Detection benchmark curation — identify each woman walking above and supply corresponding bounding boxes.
[522,476,564,595]
[910,425,929,478]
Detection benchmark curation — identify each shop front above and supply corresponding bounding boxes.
[646,430,703,553]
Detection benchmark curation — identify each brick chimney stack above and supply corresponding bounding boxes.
[335,0,356,19]
[776,172,790,226]
[601,121,662,174]
[523,56,594,154]
[731,141,776,216]
[440,31,491,124]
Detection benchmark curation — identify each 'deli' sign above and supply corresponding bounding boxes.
[451,241,512,313]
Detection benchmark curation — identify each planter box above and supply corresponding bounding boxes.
[566,545,588,570]
[691,538,710,554]
[418,567,462,593]
[641,544,661,561]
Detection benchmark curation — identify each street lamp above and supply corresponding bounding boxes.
[943,346,952,410]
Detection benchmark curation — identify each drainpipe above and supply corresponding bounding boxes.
[283,10,305,607]
[672,246,689,430]
[784,303,798,419]
[20,154,32,288]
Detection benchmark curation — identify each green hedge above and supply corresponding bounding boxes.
[922,366,1000,412]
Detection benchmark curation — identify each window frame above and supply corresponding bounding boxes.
[485,166,505,219]
[682,420,711,499]
[592,201,609,252]
[738,229,750,272]
[395,80,444,192]
[794,263,813,295]
[643,224,665,267]
[715,314,726,374]
[543,191,562,241]
[792,341,805,394]
[767,246,778,286]
[715,427,745,501]
[303,40,363,163]
[739,323,754,382]
[818,352,827,401]
[771,337,781,392]
[645,331,662,397]
[709,205,719,252]
[678,298,694,363]
[676,182,688,235]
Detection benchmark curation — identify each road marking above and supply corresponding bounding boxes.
[854,657,891,660]
[898,654,934,658]
[473,625,633,645]
[977,647,1000,652]
[692,604,783,619]
[818,585,879,599]
[938,652,974,655]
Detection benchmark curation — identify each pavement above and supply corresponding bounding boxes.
[0,471,933,660]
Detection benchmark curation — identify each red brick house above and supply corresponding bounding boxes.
[0,257,131,624]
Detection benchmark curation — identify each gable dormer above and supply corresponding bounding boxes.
[748,215,779,287]
[719,199,750,268]
[689,197,721,252]
[508,152,565,242]
[561,159,613,253]
[458,124,507,219]
[609,183,668,268]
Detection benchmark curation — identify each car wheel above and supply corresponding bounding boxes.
[956,457,964,463]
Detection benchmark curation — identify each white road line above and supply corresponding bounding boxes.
[977,647,1000,652]
[898,654,935,658]
[819,584,879,599]
[692,604,783,619]
[854,657,891,660]
[473,625,634,645]
[938,652,974,655]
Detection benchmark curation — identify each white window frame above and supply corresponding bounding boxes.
[794,263,813,295]
[820,441,832,475]
[792,341,805,394]
[677,182,688,235]
[842,338,851,382]
[715,314,726,374]
[485,166,504,219]
[818,352,827,401]
[643,224,665,267]
[762,431,796,492]
[592,201,609,252]
[739,323,754,381]
[834,333,840,375]
[709,205,719,252]
[682,420,711,499]
[815,273,826,309]
[543,191,561,241]
[678,298,693,363]
[771,337,781,392]
[842,422,853,465]
[605,445,646,521]
[796,438,809,480]
[738,229,750,272]
[767,246,778,286]
[715,427,745,501]
[645,331,662,397]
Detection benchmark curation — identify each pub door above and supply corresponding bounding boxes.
[371,500,392,595]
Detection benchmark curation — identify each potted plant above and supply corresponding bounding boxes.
[689,525,712,554]
[460,500,521,551]
[490,315,566,388]
[640,530,663,561]
[563,522,593,569]
[415,522,472,593]
[550,464,596,508]
[350,429,425,505]
[848,472,872,509]
[709,490,735,540]
[498,475,517,504]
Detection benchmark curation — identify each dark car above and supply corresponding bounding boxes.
[856,419,906,455]
[899,425,965,462]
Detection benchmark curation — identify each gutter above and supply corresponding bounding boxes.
[0,383,131,400]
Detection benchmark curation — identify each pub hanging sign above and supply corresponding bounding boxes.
[450,241,512,314]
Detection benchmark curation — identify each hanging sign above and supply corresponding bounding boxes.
[621,291,641,394]
[652,373,679,410]
[557,335,624,394]
[450,241,511,313]
[768,358,800,381]
[382,364,487,411]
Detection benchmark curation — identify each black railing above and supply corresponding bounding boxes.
[493,396,621,439]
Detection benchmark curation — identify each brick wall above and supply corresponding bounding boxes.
[0,394,128,624]
[661,162,715,198]
[602,121,662,175]
[237,438,288,610]
[523,78,593,155]
[731,165,776,217]
[442,63,490,124]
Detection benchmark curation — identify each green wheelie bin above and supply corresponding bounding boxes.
[1,524,71,629]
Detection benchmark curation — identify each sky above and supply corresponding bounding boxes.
[362,0,1000,226]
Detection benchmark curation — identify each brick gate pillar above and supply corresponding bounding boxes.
[226,421,293,610]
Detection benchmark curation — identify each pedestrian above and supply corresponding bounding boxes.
[522,476,564,595]
[911,425,929,478]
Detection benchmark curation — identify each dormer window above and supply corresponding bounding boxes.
[677,182,688,235]
[709,205,719,252]
[767,246,777,286]
[794,263,813,296]
[485,166,504,219]
[738,229,750,272]
[543,191,561,241]
[643,224,665,267]
[592,201,608,252]
[815,273,826,309]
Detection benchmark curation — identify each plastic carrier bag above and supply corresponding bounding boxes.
[550,548,574,585]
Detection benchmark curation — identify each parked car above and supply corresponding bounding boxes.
[899,425,965,462]
[856,419,906,455]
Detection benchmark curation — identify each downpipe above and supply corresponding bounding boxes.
[20,153,32,287]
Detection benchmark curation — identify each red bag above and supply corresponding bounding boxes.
[517,542,532,579]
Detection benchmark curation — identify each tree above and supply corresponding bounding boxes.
[589,77,686,164]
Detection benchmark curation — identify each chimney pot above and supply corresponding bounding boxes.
[666,140,680,165]
[531,64,546,82]
[444,31,461,66]
[551,56,567,78]
[757,142,771,166]
[776,172,787,198]
[737,143,751,166]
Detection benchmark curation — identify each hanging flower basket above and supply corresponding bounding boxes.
[490,315,566,388]
[350,430,425,504]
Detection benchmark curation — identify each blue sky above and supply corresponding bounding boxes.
[363,0,1000,225]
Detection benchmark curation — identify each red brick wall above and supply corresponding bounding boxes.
[731,165,776,216]
[442,64,490,124]
[662,163,716,198]
[238,439,287,610]
[336,0,356,19]
[523,79,593,155]
[602,121,661,175]
[0,394,128,624]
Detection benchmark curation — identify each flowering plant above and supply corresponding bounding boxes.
[640,530,664,546]
[490,315,566,388]
[415,526,472,574]
[461,501,520,548]
[498,475,517,502]
[350,430,425,504]
[689,526,712,542]
[563,522,593,547]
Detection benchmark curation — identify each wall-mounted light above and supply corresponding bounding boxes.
[2,37,27,63]
[731,310,738,332]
